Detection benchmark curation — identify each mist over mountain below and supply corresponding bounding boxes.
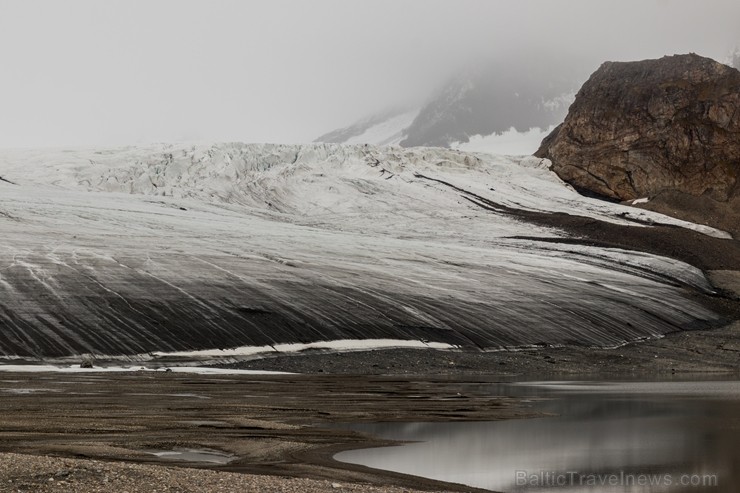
[401,60,585,148]
[316,56,591,151]
[314,107,418,146]
[317,48,740,155]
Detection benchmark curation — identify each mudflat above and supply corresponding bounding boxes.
[0,371,526,493]
[2,318,740,492]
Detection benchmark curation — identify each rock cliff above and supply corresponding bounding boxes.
[536,54,740,235]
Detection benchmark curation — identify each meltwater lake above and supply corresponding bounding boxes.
[335,380,740,492]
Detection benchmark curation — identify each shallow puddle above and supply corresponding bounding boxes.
[142,447,235,464]
[1,388,61,394]
[180,420,230,427]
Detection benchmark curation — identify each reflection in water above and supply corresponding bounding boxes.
[335,381,740,492]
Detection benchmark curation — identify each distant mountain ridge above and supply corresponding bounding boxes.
[315,107,417,146]
[316,59,585,150]
[400,64,578,148]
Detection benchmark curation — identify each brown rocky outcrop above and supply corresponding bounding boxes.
[536,54,740,236]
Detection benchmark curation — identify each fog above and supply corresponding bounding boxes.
[0,0,737,148]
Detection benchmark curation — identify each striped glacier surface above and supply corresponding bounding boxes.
[0,143,726,360]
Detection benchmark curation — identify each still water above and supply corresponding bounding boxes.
[334,380,740,492]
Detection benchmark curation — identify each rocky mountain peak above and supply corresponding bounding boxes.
[536,53,740,235]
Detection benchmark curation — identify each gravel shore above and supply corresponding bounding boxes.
[0,271,736,493]
[0,373,508,493]
[0,453,446,493]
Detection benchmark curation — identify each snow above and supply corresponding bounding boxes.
[0,142,729,360]
[342,109,419,146]
[0,364,289,375]
[451,126,555,156]
[631,197,650,205]
[150,339,456,359]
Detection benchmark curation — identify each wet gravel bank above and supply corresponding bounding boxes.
[0,453,447,493]
[0,373,516,493]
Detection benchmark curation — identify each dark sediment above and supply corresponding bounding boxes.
[0,372,523,493]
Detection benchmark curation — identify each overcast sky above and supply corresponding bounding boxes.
[0,0,738,148]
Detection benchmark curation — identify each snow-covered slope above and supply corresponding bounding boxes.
[315,108,418,147]
[0,143,727,361]
[450,126,557,156]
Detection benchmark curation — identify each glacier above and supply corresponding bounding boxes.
[0,143,728,361]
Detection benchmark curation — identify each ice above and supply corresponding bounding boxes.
[0,143,728,359]
[450,126,556,156]
[151,339,456,359]
[0,364,290,375]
